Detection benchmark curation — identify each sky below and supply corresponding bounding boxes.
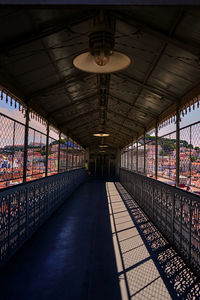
[158,106,200,146]
[0,94,59,146]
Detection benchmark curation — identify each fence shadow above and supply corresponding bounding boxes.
[107,181,200,299]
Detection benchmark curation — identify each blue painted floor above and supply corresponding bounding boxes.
[1,180,200,300]
[0,180,121,300]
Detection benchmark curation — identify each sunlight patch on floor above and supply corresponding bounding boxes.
[106,182,171,300]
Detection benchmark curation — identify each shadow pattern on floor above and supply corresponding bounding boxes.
[114,182,200,299]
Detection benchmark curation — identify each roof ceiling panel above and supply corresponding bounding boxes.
[0,7,200,148]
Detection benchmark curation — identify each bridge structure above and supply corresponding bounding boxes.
[0,5,200,300]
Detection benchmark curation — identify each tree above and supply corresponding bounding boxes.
[190,155,196,162]
[159,149,166,156]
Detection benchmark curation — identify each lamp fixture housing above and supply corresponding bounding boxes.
[73,17,131,73]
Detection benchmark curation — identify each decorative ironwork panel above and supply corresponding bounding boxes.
[120,168,200,275]
[0,169,86,268]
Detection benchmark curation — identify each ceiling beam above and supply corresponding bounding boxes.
[59,109,99,128]
[79,134,123,146]
[48,93,98,116]
[70,119,98,131]
[28,72,92,102]
[106,125,134,139]
[107,108,145,128]
[0,11,96,54]
[108,93,158,119]
[115,73,179,103]
[76,128,98,140]
[111,10,200,57]
[106,117,138,134]
[76,125,126,142]
[73,122,99,136]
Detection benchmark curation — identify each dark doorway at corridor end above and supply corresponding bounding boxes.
[89,154,116,179]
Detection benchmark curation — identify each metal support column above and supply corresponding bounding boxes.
[136,137,138,172]
[144,131,146,175]
[23,106,29,183]
[45,121,49,177]
[155,121,158,180]
[58,132,61,173]
[176,106,180,187]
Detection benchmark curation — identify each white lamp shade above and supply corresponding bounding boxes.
[73,51,131,74]
[93,132,110,137]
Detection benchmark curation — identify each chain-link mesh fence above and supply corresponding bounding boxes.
[0,111,85,189]
[180,121,200,193]
[27,128,46,181]
[0,113,25,188]
[158,131,176,182]
[59,134,68,172]
[121,120,200,193]
[48,136,59,176]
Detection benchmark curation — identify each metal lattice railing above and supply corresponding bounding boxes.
[120,168,200,275]
[0,168,86,268]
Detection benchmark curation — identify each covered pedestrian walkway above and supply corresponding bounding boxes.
[0,179,199,300]
[0,4,200,300]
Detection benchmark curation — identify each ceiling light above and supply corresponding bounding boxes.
[99,150,106,153]
[73,18,131,74]
[99,144,108,148]
[73,51,131,74]
[93,131,110,137]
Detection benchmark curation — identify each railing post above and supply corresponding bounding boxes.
[26,188,30,238]
[189,125,192,186]
[66,136,69,171]
[127,144,130,170]
[144,130,146,174]
[131,142,133,171]
[72,139,74,169]
[12,121,16,179]
[189,199,192,263]
[45,121,49,177]
[23,106,30,183]
[136,136,138,172]
[176,106,180,187]
[155,121,158,180]
[58,131,61,173]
